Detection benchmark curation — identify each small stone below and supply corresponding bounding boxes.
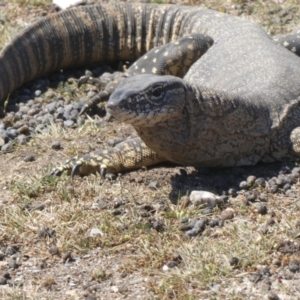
[254,177,266,187]
[7,259,18,270]
[1,142,13,152]
[189,191,217,208]
[48,246,60,256]
[27,108,39,116]
[185,227,202,237]
[5,246,18,256]
[23,155,35,162]
[269,184,278,193]
[179,216,189,223]
[118,284,128,293]
[229,257,239,266]
[0,137,5,147]
[288,260,300,273]
[37,227,56,238]
[34,90,42,97]
[228,188,237,197]
[267,292,280,300]
[112,209,122,216]
[249,272,262,283]
[89,227,104,237]
[50,141,62,150]
[247,175,256,185]
[0,276,7,285]
[193,219,207,231]
[256,203,268,215]
[220,209,234,220]
[64,120,74,127]
[85,296,97,300]
[201,207,214,215]
[246,193,257,202]
[266,218,275,226]
[259,224,269,235]
[7,128,18,139]
[272,259,281,267]
[239,181,249,190]
[148,181,159,189]
[18,134,29,145]
[208,218,219,227]
[17,125,30,135]
[62,251,73,263]
[261,267,271,276]
[166,261,177,268]
[258,194,268,202]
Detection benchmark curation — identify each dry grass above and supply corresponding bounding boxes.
[1,0,300,299]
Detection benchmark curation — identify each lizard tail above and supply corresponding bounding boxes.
[0,3,193,111]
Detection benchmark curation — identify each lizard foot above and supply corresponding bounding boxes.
[50,149,122,178]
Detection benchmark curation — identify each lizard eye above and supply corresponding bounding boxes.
[152,86,163,98]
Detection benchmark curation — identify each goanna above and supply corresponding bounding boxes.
[1,3,300,177]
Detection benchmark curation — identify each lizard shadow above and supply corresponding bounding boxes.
[168,160,298,204]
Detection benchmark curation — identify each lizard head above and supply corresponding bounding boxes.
[106,74,188,127]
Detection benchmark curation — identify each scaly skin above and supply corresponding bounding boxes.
[2,3,300,176]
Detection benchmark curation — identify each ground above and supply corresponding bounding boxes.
[1,0,300,299]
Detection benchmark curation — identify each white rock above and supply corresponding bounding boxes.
[52,0,82,9]
[189,190,217,207]
[162,265,169,271]
[89,227,104,237]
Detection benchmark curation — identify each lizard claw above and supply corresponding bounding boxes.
[50,168,63,176]
[78,91,110,116]
[71,163,81,178]
[100,166,107,178]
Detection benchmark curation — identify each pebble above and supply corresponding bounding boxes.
[0,277,7,285]
[50,141,62,150]
[255,203,268,215]
[254,177,266,187]
[48,246,60,256]
[37,227,56,238]
[7,259,18,270]
[288,260,300,272]
[1,141,13,152]
[259,224,269,235]
[85,296,97,300]
[148,181,159,189]
[62,251,73,263]
[23,155,35,162]
[220,209,234,220]
[189,191,217,208]
[239,181,249,190]
[229,257,239,266]
[166,261,177,268]
[18,134,29,145]
[63,120,74,127]
[89,227,104,237]
[247,175,256,185]
[248,272,262,283]
[208,218,219,227]
[185,227,202,237]
[267,292,280,300]
[201,207,214,215]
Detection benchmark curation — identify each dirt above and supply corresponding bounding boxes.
[1,1,300,299]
